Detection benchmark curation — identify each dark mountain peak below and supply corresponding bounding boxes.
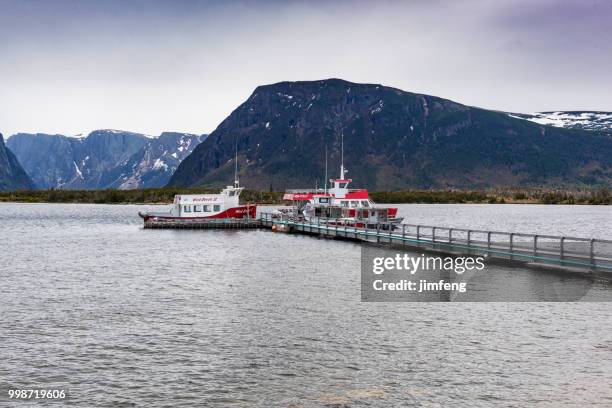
[250,78,460,106]
[169,79,612,190]
[251,78,390,101]
[240,79,470,135]
[0,131,35,191]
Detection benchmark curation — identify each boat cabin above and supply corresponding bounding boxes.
[172,186,243,217]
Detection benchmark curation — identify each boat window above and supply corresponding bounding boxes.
[351,201,359,207]
[194,205,202,212]
[229,191,235,197]
[319,197,329,204]
[361,201,370,207]
[213,205,221,212]
[183,205,191,212]
[340,201,349,207]
[203,205,211,212]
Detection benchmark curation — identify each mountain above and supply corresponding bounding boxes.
[0,133,35,191]
[107,132,206,189]
[507,111,612,132]
[7,130,205,190]
[169,79,612,190]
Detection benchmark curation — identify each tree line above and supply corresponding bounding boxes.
[0,187,609,205]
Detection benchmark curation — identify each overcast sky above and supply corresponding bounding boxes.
[0,0,611,137]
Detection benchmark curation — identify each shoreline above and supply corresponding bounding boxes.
[0,187,609,205]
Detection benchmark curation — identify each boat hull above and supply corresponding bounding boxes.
[139,205,257,222]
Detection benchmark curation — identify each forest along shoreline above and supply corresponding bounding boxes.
[0,187,610,205]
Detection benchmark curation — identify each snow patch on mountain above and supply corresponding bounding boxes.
[73,161,83,179]
[152,158,168,171]
[508,111,612,132]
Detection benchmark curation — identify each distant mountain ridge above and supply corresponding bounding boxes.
[169,79,612,190]
[507,111,612,132]
[0,133,34,191]
[7,130,206,190]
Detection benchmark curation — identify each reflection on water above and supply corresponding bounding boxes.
[1,203,612,407]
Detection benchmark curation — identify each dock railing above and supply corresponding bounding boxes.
[400,224,612,272]
[259,213,612,272]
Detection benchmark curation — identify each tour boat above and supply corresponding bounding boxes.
[138,184,256,222]
[283,140,403,229]
[139,149,256,222]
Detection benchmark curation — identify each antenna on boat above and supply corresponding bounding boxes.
[234,138,239,188]
[340,133,345,180]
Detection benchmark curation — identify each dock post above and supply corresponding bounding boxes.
[487,231,491,249]
[432,227,436,243]
[590,239,595,268]
[389,223,392,243]
[467,230,471,246]
[509,233,514,258]
[533,235,538,257]
[402,224,406,241]
[417,225,420,241]
[449,228,453,243]
[560,237,565,262]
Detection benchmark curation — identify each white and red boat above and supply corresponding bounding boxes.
[140,146,256,222]
[139,183,256,222]
[283,158,403,229]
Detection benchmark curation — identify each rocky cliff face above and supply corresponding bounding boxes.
[108,132,205,189]
[7,131,205,189]
[0,133,34,191]
[169,79,612,190]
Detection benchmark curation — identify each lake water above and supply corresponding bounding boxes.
[1,203,612,407]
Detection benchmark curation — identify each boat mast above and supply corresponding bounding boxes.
[234,138,239,188]
[340,133,345,179]
[324,144,328,194]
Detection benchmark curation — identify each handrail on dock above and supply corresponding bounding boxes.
[258,212,612,273]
